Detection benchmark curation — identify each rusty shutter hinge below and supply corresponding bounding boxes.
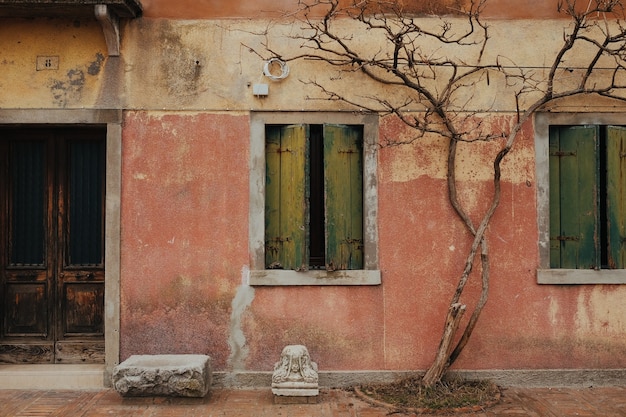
[553,235,580,241]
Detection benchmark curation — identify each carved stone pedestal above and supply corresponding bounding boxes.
[271,345,319,403]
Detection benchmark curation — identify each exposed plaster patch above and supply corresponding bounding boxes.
[385,136,447,183]
[547,296,559,326]
[384,116,533,185]
[575,287,626,335]
[227,267,255,373]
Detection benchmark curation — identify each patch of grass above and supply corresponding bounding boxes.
[359,377,500,411]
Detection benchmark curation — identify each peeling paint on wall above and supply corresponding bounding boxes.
[49,68,85,107]
[381,115,535,185]
[88,53,105,76]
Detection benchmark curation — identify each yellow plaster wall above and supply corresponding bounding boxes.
[117,17,626,113]
[0,18,108,109]
[2,16,625,115]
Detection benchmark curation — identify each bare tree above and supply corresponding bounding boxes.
[252,0,626,386]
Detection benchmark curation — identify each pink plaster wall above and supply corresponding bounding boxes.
[119,111,626,373]
[244,286,385,370]
[376,116,626,370]
[120,112,250,368]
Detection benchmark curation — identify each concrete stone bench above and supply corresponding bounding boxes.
[112,354,212,397]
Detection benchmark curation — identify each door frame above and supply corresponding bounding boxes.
[0,109,121,386]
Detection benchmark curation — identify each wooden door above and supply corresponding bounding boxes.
[0,128,105,364]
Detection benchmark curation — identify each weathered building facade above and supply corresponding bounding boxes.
[1,0,625,388]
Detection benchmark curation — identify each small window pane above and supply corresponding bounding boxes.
[10,141,46,266]
[67,140,105,266]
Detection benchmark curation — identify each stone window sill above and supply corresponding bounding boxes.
[537,269,626,284]
[249,270,381,286]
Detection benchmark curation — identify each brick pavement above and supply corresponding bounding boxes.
[0,386,625,416]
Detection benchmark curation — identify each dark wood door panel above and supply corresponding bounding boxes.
[62,282,104,336]
[0,343,54,364]
[3,282,48,337]
[55,340,105,364]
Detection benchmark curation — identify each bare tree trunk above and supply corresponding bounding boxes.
[449,240,490,364]
[420,136,500,387]
[421,303,466,387]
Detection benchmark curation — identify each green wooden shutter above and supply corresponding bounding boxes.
[606,126,626,268]
[549,126,599,268]
[265,125,309,270]
[549,127,562,268]
[323,124,363,270]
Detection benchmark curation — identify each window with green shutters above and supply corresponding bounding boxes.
[264,124,364,271]
[549,125,626,269]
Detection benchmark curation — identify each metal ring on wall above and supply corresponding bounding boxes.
[263,58,290,81]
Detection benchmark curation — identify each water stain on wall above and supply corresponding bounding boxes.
[157,25,205,99]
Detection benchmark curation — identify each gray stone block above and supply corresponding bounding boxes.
[112,354,212,397]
